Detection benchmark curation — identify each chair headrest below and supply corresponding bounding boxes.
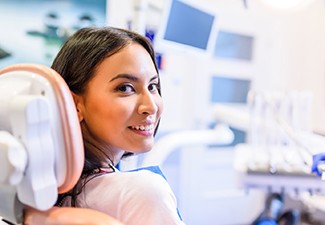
[0,64,84,222]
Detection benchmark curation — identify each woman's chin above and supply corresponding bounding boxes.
[123,144,153,154]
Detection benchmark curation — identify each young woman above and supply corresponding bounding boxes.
[51,27,184,225]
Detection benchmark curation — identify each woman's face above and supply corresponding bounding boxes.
[75,43,163,159]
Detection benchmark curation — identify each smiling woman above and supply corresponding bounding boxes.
[50,27,184,225]
[72,43,163,162]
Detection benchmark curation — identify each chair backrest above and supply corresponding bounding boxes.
[0,64,125,225]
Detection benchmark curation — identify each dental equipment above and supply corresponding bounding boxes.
[141,123,234,167]
[214,90,325,195]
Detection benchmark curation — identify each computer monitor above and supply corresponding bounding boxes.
[213,30,254,61]
[210,75,251,103]
[155,0,218,54]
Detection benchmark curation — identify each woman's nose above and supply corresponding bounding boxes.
[138,91,159,115]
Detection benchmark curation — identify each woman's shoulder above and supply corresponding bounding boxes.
[126,169,172,195]
[95,168,172,193]
[86,168,175,203]
[82,169,183,225]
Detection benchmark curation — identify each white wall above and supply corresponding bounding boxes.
[248,1,325,134]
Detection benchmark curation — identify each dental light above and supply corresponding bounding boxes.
[0,64,84,224]
[259,0,315,10]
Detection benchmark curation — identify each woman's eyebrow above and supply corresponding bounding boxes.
[150,75,159,82]
[110,74,159,82]
[109,74,138,82]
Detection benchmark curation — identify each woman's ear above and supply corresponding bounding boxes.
[71,92,84,122]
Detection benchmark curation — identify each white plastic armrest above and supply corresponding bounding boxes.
[24,207,125,225]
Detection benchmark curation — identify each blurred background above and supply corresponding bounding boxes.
[1,0,325,224]
[0,0,106,67]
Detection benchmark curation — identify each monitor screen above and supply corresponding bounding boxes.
[210,75,251,103]
[213,30,254,61]
[159,0,216,51]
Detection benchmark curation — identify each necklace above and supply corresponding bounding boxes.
[92,163,118,175]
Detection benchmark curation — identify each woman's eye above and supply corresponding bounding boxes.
[116,84,134,94]
[148,83,159,92]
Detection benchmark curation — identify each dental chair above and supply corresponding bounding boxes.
[0,64,123,225]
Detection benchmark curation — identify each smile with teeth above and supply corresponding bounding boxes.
[130,124,154,131]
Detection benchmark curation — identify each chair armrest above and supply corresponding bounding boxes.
[24,207,124,225]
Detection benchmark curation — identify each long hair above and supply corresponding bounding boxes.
[52,27,161,206]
